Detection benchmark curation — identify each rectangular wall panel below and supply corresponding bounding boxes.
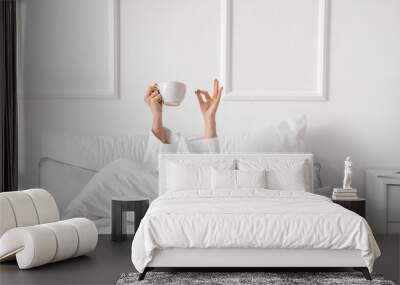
[221,0,328,101]
[388,185,400,222]
[18,0,119,99]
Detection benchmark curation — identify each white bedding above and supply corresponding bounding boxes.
[63,159,157,221]
[131,190,380,273]
[41,117,307,224]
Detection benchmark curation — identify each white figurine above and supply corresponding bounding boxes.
[343,156,352,189]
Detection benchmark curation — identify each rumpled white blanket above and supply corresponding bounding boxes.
[131,190,380,273]
[63,128,220,221]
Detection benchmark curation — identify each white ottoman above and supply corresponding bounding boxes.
[0,189,98,269]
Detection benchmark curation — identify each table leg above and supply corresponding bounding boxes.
[112,201,126,241]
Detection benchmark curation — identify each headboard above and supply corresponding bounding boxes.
[159,153,314,195]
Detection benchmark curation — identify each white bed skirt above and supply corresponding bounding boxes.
[148,248,366,268]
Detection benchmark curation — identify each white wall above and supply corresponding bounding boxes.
[18,0,400,196]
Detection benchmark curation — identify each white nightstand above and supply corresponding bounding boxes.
[366,169,400,234]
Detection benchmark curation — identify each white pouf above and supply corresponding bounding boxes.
[0,189,98,269]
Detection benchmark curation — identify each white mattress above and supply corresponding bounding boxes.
[131,190,380,273]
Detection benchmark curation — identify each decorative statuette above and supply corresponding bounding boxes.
[343,156,352,190]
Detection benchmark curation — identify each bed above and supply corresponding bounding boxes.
[131,153,380,281]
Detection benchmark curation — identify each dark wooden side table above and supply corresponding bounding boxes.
[111,197,149,242]
[332,198,366,218]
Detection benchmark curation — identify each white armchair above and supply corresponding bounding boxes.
[0,189,97,269]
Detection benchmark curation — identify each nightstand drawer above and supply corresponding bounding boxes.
[388,185,400,222]
[388,222,400,234]
[332,199,365,218]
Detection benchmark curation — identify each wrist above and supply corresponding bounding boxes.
[204,116,217,138]
[153,110,163,123]
[152,111,162,121]
[152,114,168,143]
[204,115,216,124]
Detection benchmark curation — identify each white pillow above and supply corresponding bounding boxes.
[220,115,306,153]
[236,169,267,189]
[211,168,267,190]
[166,159,235,192]
[238,159,308,192]
[211,168,236,189]
[167,163,211,191]
[64,159,158,220]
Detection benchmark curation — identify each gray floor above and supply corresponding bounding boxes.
[1,235,399,285]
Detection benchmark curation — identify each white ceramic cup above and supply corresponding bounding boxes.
[157,81,186,106]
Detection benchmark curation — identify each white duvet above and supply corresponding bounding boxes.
[131,190,380,273]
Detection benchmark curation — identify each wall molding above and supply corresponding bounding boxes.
[17,0,120,100]
[220,0,329,101]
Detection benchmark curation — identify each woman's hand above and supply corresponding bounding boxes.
[195,79,223,121]
[144,84,168,143]
[144,84,163,116]
[195,79,223,138]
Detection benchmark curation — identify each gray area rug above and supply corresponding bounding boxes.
[116,272,396,285]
